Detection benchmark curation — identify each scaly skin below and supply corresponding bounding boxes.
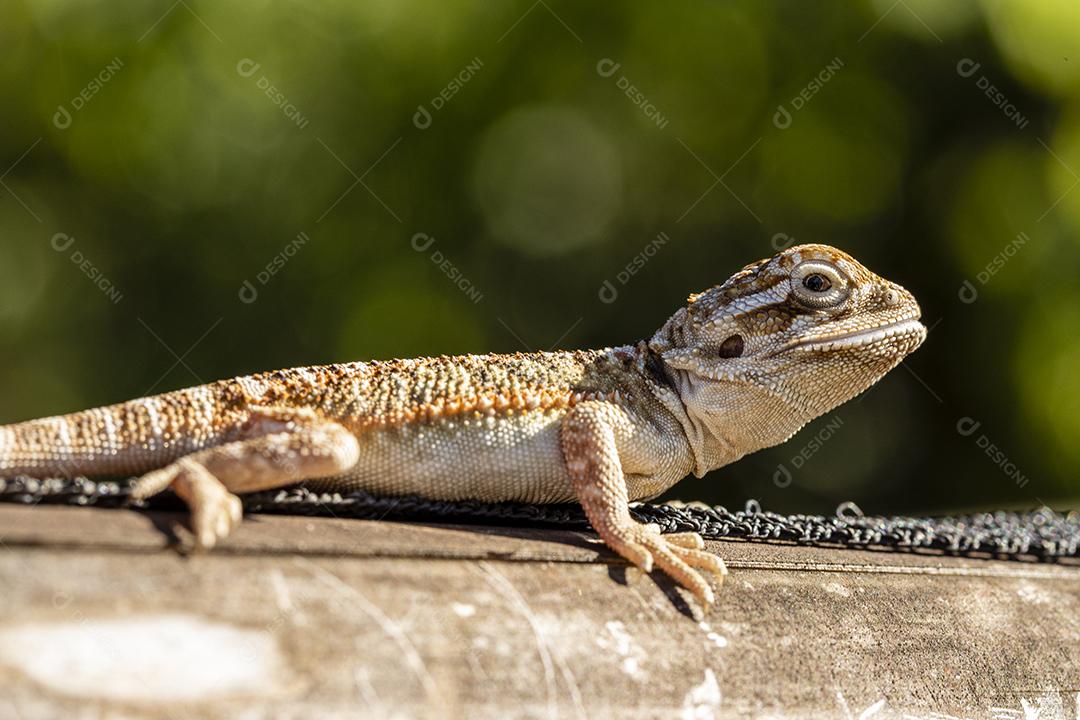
[0,244,926,608]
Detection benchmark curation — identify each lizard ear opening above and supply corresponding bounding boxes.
[717,334,744,358]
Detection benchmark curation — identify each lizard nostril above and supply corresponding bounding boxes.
[885,288,901,307]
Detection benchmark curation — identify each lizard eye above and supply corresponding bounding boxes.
[802,273,831,293]
[791,261,848,309]
[717,334,744,358]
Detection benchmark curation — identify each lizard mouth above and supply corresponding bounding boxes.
[783,317,926,353]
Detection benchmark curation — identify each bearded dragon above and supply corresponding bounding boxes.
[0,244,925,607]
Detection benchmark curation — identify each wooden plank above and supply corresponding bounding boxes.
[0,504,1078,718]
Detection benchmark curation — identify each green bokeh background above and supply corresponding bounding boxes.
[1,0,1078,515]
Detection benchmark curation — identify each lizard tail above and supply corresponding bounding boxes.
[0,386,233,478]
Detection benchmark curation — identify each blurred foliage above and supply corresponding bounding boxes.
[0,0,1077,515]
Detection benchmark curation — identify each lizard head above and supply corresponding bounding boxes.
[648,244,926,472]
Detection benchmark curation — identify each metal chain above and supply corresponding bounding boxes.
[2,475,1077,561]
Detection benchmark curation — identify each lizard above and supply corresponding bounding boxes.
[0,244,925,607]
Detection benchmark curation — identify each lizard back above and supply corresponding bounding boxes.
[0,347,687,502]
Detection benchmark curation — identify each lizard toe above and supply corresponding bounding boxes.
[663,531,706,550]
[668,544,728,588]
[594,521,721,606]
[649,543,715,607]
[191,502,219,549]
[227,493,244,527]
[609,537,654,574]
[193,489,242,549]
[213,507,232,541]
[639,532,719,608]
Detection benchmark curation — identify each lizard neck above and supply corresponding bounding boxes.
[635,341,809,478]
[632,341,726,478]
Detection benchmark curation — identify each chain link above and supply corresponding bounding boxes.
[2,476,1077,561]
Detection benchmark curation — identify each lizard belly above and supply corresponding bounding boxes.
[312,410,578,504]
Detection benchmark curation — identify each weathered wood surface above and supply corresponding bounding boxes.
[0,504,1078,720]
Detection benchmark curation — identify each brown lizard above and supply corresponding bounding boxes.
[0,244,925,607]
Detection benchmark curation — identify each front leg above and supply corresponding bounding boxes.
[560,401,727,607]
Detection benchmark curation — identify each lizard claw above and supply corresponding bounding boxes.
[607,524,727,608]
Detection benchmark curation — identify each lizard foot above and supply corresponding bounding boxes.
[607,522,727,607]
[133,458,243,549]
[560,401,728,609]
